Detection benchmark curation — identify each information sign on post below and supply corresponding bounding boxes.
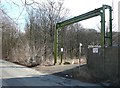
[61,48,63,52]
[79,43,82,53]
[60,48,63,64]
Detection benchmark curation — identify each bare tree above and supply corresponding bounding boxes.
[23,0,69,65]
[2,9,19,60]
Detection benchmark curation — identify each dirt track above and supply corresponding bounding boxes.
[33,64,80,74]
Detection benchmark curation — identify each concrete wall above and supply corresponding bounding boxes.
[87,46,120,80]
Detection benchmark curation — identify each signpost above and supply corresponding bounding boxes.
[60,48,63,64]
[79,43,82,64]
[79,43,82,55]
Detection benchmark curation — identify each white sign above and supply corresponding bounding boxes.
[93,48,98,53]
[61,48,63,52]
[80,43,82,46]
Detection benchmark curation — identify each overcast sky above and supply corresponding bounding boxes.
[1,0,120,31]
[63,0,119,31]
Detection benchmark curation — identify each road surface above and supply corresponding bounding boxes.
[0,60,104,87]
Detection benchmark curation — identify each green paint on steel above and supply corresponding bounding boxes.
[109,6,112,46]
[54,5,113,65]
[56,8,102,29]
[54,24,58,65]
[100,5,105,47]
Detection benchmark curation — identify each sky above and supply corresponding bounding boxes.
[1,0,120,32]
[63,0,119,31]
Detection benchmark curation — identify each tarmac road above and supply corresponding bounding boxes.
[0,60,104,87]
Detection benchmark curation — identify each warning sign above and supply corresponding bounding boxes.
[93,48,98,53]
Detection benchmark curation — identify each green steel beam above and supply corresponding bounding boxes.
[54,5,113,65]
[109,6,112,46]
[56,8,102,29]
[100,5,105,47]
[54,24,58,65]
[100,5,112,46]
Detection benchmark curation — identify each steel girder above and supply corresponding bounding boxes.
[54,5,112,65]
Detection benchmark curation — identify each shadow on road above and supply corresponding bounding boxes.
[2,74,104,87]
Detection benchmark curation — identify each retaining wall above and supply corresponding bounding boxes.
[87,46,120,80]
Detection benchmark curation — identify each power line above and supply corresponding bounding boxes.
[11,0,20,7]
[16,6,25,21]
[2,10,18,25]
[2,0,42,29]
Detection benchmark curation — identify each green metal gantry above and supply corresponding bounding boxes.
[54,5,113,65]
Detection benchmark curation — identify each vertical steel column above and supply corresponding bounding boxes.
[109,6,112,46]
[54,24,58,65]
[100,5,106,47]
